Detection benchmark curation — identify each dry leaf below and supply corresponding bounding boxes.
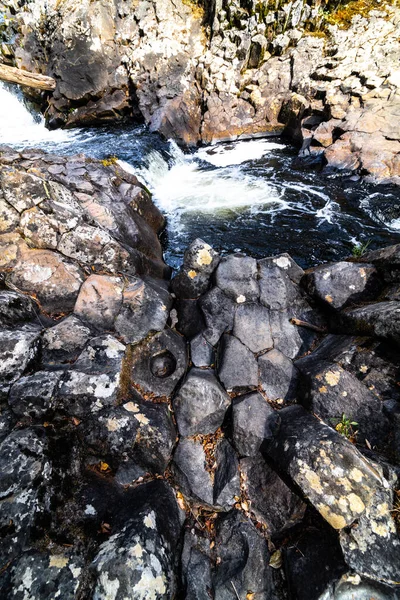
[100,461,110,472]
[269,550,283,569]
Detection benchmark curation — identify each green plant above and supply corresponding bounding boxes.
[330,413,358,440]
[351,239,371,257]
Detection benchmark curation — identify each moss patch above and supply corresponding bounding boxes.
[325,0,387,29]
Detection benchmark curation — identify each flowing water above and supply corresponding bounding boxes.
[1,83,400,269]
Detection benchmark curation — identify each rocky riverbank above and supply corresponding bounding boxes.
[1,0,400,182]
[0,145,400,598]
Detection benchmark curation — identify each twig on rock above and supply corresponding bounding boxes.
[290,318,327,334]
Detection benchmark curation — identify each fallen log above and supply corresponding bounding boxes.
[0,64,56,91]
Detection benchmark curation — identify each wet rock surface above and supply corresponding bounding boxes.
[1,159,400,599]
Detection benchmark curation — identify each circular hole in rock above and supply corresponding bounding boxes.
[150,350,177,379]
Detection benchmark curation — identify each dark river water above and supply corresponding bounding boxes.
[1,84,400,270]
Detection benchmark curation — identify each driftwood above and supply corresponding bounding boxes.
[0,64,56,91]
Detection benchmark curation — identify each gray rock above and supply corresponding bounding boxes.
[240,455,306,535]
[173,437,239,510]
[218,334,258,392]
[9,370,63,418]
[3,550,84,600]
[84,400,176,474]
[74,274,124,331]
[0,429,50,566]
[233,303,273,353]
[302,261,380,310]
[171,239,220,299]
[190,333,215,367]
[0,325,41,399]
[41,314,91,367]
[174,298,205,339]
[359,243,400,282]
[0,290,37,327]
[215,255,259,303]
[131,329,187,399]
[232,392,278,457]
[295,358,390,447]
[263,406,391,531]
[56,335,126,417]
[213,510,278,600]
[199,286,236,346]
[173,368,231,437]
[338,301,400,346]
[181,530,212,600]
[0,407,16,443]
[91,480,183,600]
[115,277,171,344]
[259,260,302,310]
[269,310,305,359]
[258,348,299,403]
[259,253,305,285]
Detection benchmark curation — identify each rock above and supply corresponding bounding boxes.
[232,392,278,457]
[339,470,400,586]
[74,274,124,331]
[263,406,389,530]
[171,239,220,299]
[173,368,231,437]
[173,436,239,510]
[218,334,258,392]
[240,455,306,535]
[213,510,278,600]
[295,358,390,447]
[215,255,259,303]
[56,335,125,417]
[6,249,84,314]
[199,286,236,346]
[359,243,400,282]
[91,480,183,600]
[41,315,91,367]
[338,301,400,346]
[174,298,205,339]
[259,259,302,310]
[9,370,63,419]
[1,550,84,600]
[260,253,305,285]
[84,400,176,474]
[0,429,49,566]
[269,310,307,359]
[302,262,381,310]
[0,325,41,399]
[0,290,37,327]
[114,277,171,344]
[258,349,299,403]
[190,333,215,367]
[0,407,16,443]
[233,303,273,353]
[131,329,187,400]
[181,530,212,600]
[283,518,347,600]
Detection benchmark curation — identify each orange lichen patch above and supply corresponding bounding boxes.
[325,294,333,303]
[188,269,197,279]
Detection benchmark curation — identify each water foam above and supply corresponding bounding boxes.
[195,139,286,167]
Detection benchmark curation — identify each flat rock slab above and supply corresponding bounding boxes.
[263,405,388,530]
[173,368,231,437]
[233,302,273,353]
[302,261,380,310]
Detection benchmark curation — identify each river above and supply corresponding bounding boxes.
[1,83,400,269]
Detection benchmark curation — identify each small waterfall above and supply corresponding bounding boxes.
[0,84,73,146]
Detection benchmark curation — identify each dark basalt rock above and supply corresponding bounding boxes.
[181,529,213,600]
[259,260,302,310]
[171,239,220,299]
[0,325,41,400]
[41,314,92,367]
[0,290,38,328]
[0,429,50,567]
[1,550,85,600]
[258,348,299,403]
[233,302,273,353]
[56,335,126,417]
[173,368,231,437]
[302,261,381,310]
[337,301,400,346]
[172,437,239,510]
[131,329,187,399]
[213,510,279,600]
[199,286,236,346]
[91,480,184,600]
[240,455,306,535]
[215,255,259,303]
[174,298,205,339]
[259,253,305,285]
[359,243,400,282]
[9,370,64,419]
[83,400,176,474]
[295,358,390,447]
[190,333,215,367]
[232,392,278,457]
[218,334,258,392]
